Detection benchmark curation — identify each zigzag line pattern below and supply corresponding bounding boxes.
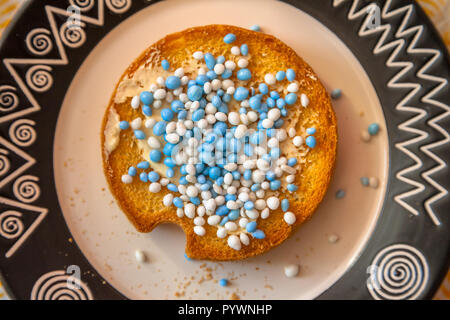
[0,0,131,259]
[333,0,449,226]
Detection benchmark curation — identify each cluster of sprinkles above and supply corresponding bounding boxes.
[117,32,317,252]
[361,122,380,143]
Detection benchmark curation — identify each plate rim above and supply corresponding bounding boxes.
[0,0,448,300]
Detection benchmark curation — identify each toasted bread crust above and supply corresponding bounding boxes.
[101,25,337,261]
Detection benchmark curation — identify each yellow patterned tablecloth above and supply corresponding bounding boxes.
[0,0,448,301]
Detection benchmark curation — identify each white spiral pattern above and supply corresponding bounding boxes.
[31,270,93,300]
[25,28,53,56]
[0,150,10,176]
[367,244,429,300]
[69,0,95,12]
[25,65,53,92]
[9,119,36,147]
[105,0,132,14]
[59,22,86,48]
[13,175,40,204]
[0,211,24,240]
[0,85,19,112]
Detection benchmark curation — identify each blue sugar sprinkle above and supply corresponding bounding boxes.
[162,108,175,122]
[281,199,290,212]
[164,157,176,168]
[221,69,232,79]
[331,88,342,100]
[360,177,369,186]
[167,183,178,192]
[252,230,266,239]
[171,100,184,112]
[259,83,268,95]
[187,85,203,102]
[197,175,206,184]
[237,68,252,81]
[139,172,148,183]
[220,216,229,226]
[270,180,281,190]
[223,33,236,44]
[178,110,187,120]
[204,53,216,70]
[119,121,129,130]
[163,143,176,157]
[270,91,280,100]
[173,197,184,208]
[190,197,201,205]
[266,97,275,108]
[305,136,317,148]
[276,98,286,109]
[206,70,217,80]
[165,75,181,90]
[140,91,153,105]
[134,130,145,140]
[212,95,222,108]
[128,167,137,177]
[234,87,249,101]
[287,157,297,166]
[269,147,281,159]
[196,74,209,85]
[166,168,175,178]
[228,210,240,221]
[285,93,298,105]
[250,24,260,32]
[244,201,254,210]
[148,171,160,183]
[216,176,224,186]
[368,123,380,136]
[249,95,262,110]
[196,163,205,174]
[217,55,225,64]
[244,169,252,180]
[266,171,276,181]
[225,194,237,202]
[153,121,167,136]
[179,177,188,186]
[142,105,152,117]
[216,205,229,217]
[336,189,346,199]
[246,221,257,233]
[286,69,296,81]
[137,161,150,170]
[191,109,205,122]
[219,278,228,287]
[161,59,170,71]
[184,253,192,261]
[149,150,162,163]
[306,127,316,135]
[240,44,249,56]
[276,71,286,81]
[287,184,298,192]
[187,80,197,88]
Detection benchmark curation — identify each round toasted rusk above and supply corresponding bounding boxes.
[101,25,337,261]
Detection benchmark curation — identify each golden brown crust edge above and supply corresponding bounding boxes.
[101,25,337,261]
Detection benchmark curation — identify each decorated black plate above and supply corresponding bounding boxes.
[0,0,448,300]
